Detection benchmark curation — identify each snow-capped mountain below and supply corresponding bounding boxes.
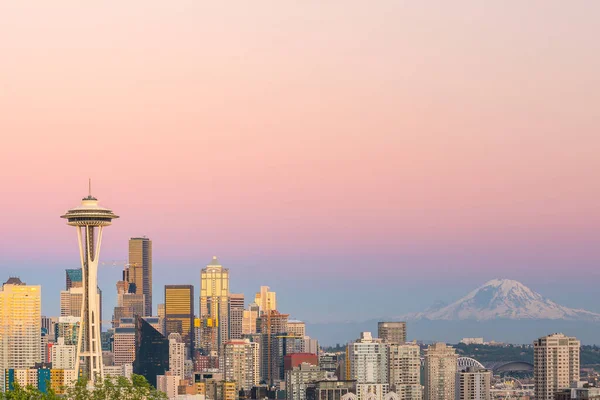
[406,279,600,322]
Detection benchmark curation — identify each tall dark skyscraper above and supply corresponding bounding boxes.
[165,285,195,358]
[128,237,152,316]
[134,316,169,388]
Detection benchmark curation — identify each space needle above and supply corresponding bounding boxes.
[61,181,118,384]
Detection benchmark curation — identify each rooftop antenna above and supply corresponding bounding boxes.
[89,178,92,197]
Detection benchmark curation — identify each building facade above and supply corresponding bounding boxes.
[0,278,42,392]
[347,332,389,400]
[534,333,580,400]
[286,363,327,400]
[223,339,260,391]
[134,316,169,388]
[229,293,245,340]
[169,333,186,380]
[165,284,195,358]
[424,343,457,400]
[200,257,230,356]
[455,367,491,400]
[254,286,277,314]
[389,343,422,400]
[128,237,153,316]
[378,322,407,345]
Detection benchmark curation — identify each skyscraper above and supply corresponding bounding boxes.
[534,333,580,400]
[0,278,42,391]
[347,332,389,400]
[165,285,195,358]
[168,333,186,380]
[200,257,229,355]
[424,343,457,400]
[128,237,153,316]
[113,275,145,328]
[134,316,169,389]
[258,310,289,385]
[61,186,118,384]
[388,342,422,400]
[242,303,260,335]
[455,367,491,400]
[378,322,406,345]
[229,293,244,340]
[223,339,260,391]
[254,286,276,314]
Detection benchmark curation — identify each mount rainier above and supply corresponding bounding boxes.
[405,278,600,322]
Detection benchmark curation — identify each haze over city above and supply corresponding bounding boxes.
[1,0,599,329]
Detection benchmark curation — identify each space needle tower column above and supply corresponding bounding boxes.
[61,182,118,385]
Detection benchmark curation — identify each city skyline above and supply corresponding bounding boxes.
[1,1,599,327]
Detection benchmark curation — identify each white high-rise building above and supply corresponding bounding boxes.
[389,342,422,400]
[286,363,327,400]
[347,332,389,400]
[52,337,77,370]
[0,278,42,392]
[223,339,260,391]
[534,333,580,400]
[424,343,457,400]
[169,333,186,380]
[455,367,491,400]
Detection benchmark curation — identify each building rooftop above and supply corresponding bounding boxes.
[4,277,25,286]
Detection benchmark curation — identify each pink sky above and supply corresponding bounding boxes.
[0,0,599,299]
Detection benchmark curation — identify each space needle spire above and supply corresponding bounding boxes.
[61,182,118,385]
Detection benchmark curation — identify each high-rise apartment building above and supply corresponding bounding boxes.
[128,237,153,316]
[286,363,327,400]
[534,333,580,400]
[223,339,260,391]
[389,342,422,400]
[229,293,244,340]
[0,278,42,391]
[165,285,195,358]
[378,322,407,345]
[51,337,76,370]
[169,333,186,380]
[255,286,277,314]
[242,303,260,335]
[200,257,230,355]
[288,320,306,338]
[424,343,457,400]
[455,367,491,400]
[347,332,389,400]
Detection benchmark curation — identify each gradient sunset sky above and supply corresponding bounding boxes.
[0,1,599,324]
